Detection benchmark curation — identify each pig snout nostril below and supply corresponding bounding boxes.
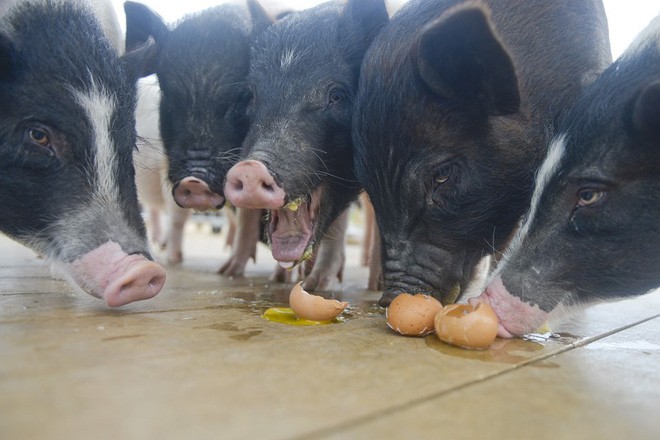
[262,182,274,193]
[148,273,166,290]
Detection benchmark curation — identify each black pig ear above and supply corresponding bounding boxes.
[0,33,16,81]
[340,0,388,71]
[247,0,273,36]
[414,5,520,116]
[632,79,660,144]
[123,1,168,76]
[343,0,389,45]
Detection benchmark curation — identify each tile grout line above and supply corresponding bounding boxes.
[290,313,660,440]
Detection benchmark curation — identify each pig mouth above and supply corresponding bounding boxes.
[268,187,323,269]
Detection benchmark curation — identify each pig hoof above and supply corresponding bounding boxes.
[218,257,247,277]
[378,292,398,308]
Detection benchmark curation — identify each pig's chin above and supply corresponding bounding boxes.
[268,188,322,268]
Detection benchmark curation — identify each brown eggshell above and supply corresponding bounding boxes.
[386,293,443,336]
[289,282,349,321]
[434,302,498,349]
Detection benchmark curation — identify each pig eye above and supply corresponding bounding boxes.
[28,128,50,147]
[328,87,346,105]
[435,175,449,184]
[577,189,605,207]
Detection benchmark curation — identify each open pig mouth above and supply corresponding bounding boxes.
[268,187,323,269]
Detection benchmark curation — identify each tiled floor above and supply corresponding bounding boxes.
[0,217,658,440]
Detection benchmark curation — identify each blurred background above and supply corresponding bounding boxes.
[110,0,660,59]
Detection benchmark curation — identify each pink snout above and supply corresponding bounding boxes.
[224,160,286,209]
[469,275,548,338]
[173,176,224,210]
[69,241,166,307]
[103,258,166,307]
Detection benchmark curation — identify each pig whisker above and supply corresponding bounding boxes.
[314,171,360,184]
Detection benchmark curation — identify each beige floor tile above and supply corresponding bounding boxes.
[0,227,658,440]
[322,318,660,440]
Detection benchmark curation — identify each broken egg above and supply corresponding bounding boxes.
[289,282,348,321]
[386,293,443,336]
[434,302,498,349]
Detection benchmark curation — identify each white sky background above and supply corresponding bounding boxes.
[111,0,659,59]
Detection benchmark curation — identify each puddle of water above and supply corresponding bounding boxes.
[229,330,263,341]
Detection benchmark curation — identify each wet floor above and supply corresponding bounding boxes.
[0,219,658,439]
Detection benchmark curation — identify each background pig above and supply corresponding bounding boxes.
[124,0,271,276]
[224,0,389,290]
[133,75,191,265]
[353,0,612,306]
[472,15,660,337]
[0,0,166,306]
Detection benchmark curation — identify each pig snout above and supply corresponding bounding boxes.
[173,177,224,210]
[225,160,286,209]
[469,276,548,338]
[69,241,167,307]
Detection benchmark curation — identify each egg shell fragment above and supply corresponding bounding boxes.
[386,293,443,337]
[434,302,498,349]
[289,282,349,321]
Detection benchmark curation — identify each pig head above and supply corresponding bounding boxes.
[224,0,389,268]
[0,0,166,306]
[124,0,272,211]
[353,0,612,306]
[474,16,660,336]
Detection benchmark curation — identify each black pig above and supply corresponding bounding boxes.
[124,0,271,211]
[472,15,660,337]
[224,0,388,289]
[353,0,612,306]
[0,0,166,306]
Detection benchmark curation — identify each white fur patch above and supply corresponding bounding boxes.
[280,48,297,70]
[490,134,567,280]
[74,80,119,203]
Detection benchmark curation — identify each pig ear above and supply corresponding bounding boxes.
[414,6,520,116]
[632,79,660,144]
[342,0,389,45]
[340,0,388,70]
[247,0,273,36]
[0,33,16,81]
[123,1,167,76]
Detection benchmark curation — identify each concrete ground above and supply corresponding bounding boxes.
[0,212,658,440]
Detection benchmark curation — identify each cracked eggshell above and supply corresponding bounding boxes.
[434,302,498,349]
[289,282,349,321]
[386,293,443,336]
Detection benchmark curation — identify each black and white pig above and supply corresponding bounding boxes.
[223,0,389,290]
[0,0,166,306]
[471,15,660,337]
[352,0,612,306]
[124,0,273,276]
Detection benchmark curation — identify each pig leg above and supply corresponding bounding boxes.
[270,263,299,283]
[164,196,190,265]
[224,207,238,249]
[302,209,348,291]
[217,208,261,277]
[147,207,162,245]
[367,226,383,291]
[361,192,375,267]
